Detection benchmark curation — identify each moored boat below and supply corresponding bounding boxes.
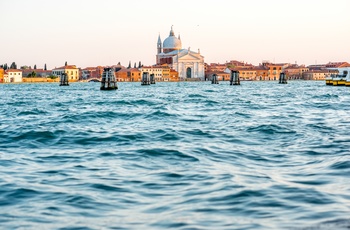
[326,67,350,86]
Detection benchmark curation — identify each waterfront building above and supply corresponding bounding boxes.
[115,68,141,82]
[52,65,80,82]
[325,62,349,68]
[169,69,179,82]
[4,69,22,83]
[224,67,257,81]
[139,65,178,82]
[139,66,164,82]
[22,68,52,78]
[206,71,230,81]
[81,66,104,80]
[253,65,269,80]
[207,63,227,72]
[264,62,289,81]
[0,68,4,83]
[226,60,254,69]
[284,65,309,80]
[303,69,338,80]
[156,26,205,80]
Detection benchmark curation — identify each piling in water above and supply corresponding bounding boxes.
[100,67,118,90]
[141,72,150,85]
[211,73,219,84]
[59,73,69,86]
[279,72,287,84]
[150,73,156,84]
[230,70,240,85]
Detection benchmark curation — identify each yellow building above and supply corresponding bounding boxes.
[303,70,338,80]
[52,65,80,82]
[162,67,171,81]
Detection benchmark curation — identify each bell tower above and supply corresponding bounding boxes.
[157,34,162,54]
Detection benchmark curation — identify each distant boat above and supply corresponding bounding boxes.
[327,67,350,86]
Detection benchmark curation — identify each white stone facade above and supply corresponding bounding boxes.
[156,27,205,80]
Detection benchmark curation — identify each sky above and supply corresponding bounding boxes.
[1,0,349,69]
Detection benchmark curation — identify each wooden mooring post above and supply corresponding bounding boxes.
[211,73,219,84]
[100,67,118,90]
[150,73,156,84]
[230,70,240,85]
[141,72,150,85]
[59,73,69,86]
[279,72,287,84]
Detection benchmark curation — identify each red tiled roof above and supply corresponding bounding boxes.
[53,65,77,70]
[6,69,22,72]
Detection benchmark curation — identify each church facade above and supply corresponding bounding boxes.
[156,26,205,80]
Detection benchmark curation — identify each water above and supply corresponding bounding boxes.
[0,81,349,229]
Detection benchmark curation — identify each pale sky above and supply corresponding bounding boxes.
[1,0,349,69]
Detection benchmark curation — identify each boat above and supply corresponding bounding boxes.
[326,67,350,86]
[325,74,334,85]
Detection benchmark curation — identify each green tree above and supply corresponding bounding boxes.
[10,62,17,69]
[134,62,136,68]
[127,61,131,69]
[138,61,142,68]
[4,63,8,70]
[34,64,37,69]
[44,64,47,70]
[65,61,67,66]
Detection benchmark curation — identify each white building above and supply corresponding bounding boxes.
[5,69,22,83]
[156,26,205,80]
[139,66,164,81]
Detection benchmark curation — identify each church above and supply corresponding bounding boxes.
[156,26,205,80]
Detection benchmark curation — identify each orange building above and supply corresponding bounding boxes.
[0,68,4,83]
[254,66,269,80]
[169,69,179,81]
[260,62,289,80]
[115,68,141,82]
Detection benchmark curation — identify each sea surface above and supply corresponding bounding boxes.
[0,81,350,230]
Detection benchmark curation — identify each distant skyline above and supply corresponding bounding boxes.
[1,0,349,69]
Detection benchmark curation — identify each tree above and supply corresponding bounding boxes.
[138,61,142,68]
[4,63,8,70]
[44,64,47,70]
[28,71,36,78]
[34,64,37,69]
[10,62,17,69]
[134,62,136,68]
[65,61,67,66]
[127,61,131,69]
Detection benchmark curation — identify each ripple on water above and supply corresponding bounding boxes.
[0,82,350,229]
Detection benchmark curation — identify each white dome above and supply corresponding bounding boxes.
[163,36,182,49]
[163,27,182,50]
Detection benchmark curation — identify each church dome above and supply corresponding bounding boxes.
[163,26,182,52]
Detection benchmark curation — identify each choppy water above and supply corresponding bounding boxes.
[0,81,350,230]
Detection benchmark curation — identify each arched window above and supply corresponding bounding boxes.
[186,67,192,78]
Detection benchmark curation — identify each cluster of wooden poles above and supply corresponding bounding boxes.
[59,69,288,90]
[211,71,287,85]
